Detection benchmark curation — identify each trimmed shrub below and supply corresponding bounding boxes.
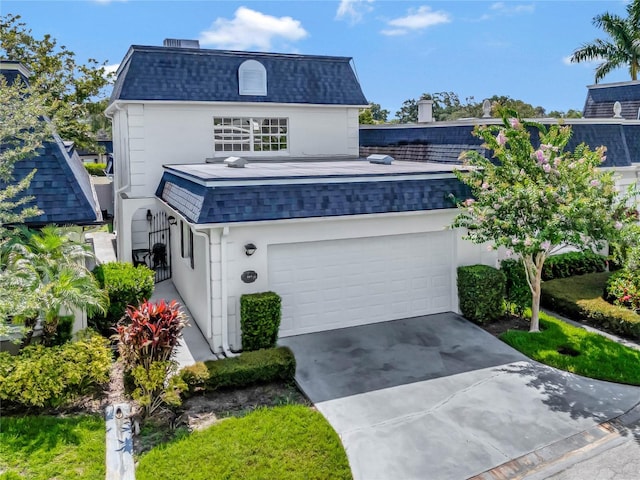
[500,259,531,315]
[84,163,107,176]
[89,262,154,336]
[198,347,295,391]
[605,269,640,313]
[240,292,282,351]
[541,251,606,281]
[541,272,640,339]
[457,265,506,324]
[0,334,112,408]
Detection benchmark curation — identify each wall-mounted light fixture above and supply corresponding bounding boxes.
[244,243,257,256]
[167,216,177,226]
[146,209,152,223]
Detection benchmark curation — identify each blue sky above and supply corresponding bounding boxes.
[3,1,634,117]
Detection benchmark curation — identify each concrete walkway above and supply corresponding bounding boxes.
[151,280,219,368]
[280,313,640,480]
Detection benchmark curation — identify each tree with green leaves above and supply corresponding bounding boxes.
[0,74,49,232]
[452,114,634,331]
[570,0,640,82]
[0,14,113,150]
[369,103,389,123]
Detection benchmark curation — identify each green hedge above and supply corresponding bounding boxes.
[181,347,295,393]
[0,334,112,408]
[500,259,531,315]
[541,272,640,339]
[541,251,606,281]
[457,265,506,324]
[240,292,282,351]
[89,262,155,336]
[84,163,107,176]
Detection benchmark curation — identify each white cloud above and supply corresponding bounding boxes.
[490,2,535,15]
[104,63,120,75]
[199,7,308,51]
[563,55,603,67]
[381,6,450,36]
[336,0,374,24]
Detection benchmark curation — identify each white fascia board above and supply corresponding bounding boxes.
[163,169,457,188]
[360,118,640,129]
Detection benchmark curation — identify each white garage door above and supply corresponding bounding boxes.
[269,231,454,337]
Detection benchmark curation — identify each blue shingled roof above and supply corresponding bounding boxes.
[110,45,368,105]
[360,122,635,168]
[156,165,469,224]
[1,132,101,226]
[583,82,640,119]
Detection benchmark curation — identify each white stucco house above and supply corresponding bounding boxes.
[106,40,638,356]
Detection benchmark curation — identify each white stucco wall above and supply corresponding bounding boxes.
[164,209,497,353]
[118,102,361,200]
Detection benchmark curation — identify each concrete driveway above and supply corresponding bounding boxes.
[279,313,640,480]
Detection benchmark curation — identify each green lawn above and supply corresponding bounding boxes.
[501,311,640,385]
[0,415,105,480]
[136,404,351,480]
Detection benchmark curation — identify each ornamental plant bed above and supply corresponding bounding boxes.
[478,314,532,337]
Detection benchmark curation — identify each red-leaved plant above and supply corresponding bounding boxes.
[115,299,187,371]
[114,299,188,416]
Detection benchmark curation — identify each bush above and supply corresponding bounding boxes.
[196,347,295,392]
[240,292,282,351]
[89,262,154,336]
[50,315,74,346]
[84,163,107,176]
[500,259,531,315]
[541,272,640,339]
[541,251,606,281]
[605,269,640,313]
[457,265,506,324]
[0,334,112,408]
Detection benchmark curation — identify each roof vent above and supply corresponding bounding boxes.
[224,156,247,168]
[163,38,200,49]
[368,154,394,165]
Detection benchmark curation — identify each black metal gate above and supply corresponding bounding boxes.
[148,211,171,283]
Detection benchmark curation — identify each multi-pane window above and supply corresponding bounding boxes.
[213,117,288,153]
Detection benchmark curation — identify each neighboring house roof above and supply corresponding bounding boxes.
[6,132,102,225]
[360,121,638,168]
[156,161,469,224]
[583,81,640,119]
[1,63,102,226]
[110,45,368,106]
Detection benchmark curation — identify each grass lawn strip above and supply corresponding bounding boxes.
[136,404,352,480]
[0,415,105,480]
[501,311,640,386]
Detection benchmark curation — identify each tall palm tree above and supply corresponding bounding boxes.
[571,0,640,83]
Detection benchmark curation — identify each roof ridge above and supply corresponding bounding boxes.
[129,45,353,62]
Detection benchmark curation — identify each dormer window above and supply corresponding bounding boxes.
[238,60,267,96]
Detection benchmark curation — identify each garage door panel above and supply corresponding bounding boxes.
[270,232,453,337]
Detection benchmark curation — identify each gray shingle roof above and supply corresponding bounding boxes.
[111,45,368,106]
[360,122,636,168]
[156,161,468,224]
[2,133,101,226]
[583,82,640,119]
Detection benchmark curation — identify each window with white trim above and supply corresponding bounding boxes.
[213,117,288,153]
[238,59,267,96]
[180,220,194,269]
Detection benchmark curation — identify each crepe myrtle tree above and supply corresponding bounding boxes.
[452,114,634,332]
